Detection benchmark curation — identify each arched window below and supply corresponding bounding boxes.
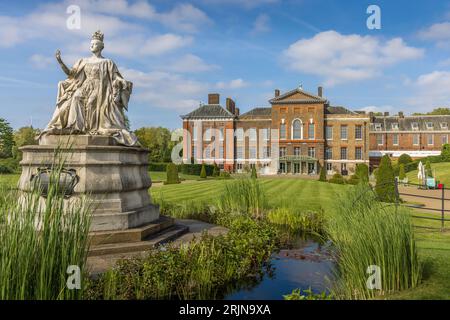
[292,119,302,139]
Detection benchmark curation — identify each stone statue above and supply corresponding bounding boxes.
[39,30,138,146]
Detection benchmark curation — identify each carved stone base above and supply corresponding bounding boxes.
[19,135,159,231]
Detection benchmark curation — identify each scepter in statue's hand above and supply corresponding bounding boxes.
[55,49,71,76]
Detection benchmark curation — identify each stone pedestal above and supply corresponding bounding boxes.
[18,135,160,231]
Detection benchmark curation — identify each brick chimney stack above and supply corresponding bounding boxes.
[208,93,220,105]
[275,89,280,97]
[318,86,323,98]
[235,108,240,116]
[226,97,236,114]
[398,111,404,118]
[384,112,389,117]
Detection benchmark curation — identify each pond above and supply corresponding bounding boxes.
[224,235,335,300]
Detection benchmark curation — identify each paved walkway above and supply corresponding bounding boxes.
[398,185,449,214]
[86,219,228,276]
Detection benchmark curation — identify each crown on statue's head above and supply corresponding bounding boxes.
[91,30,104,42]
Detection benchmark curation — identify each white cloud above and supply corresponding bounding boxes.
[158,3,212,33]
[0,0,209,50]
[405,71,450,111]
[251,13,270,34]
[216,78,248,89]
[121,68,209,112]
[200,0,279,9]
[282,30,424,86]
[29,54,54,69]
[358,105,393,113]
[164,54,219,73]
[418,22,450,47]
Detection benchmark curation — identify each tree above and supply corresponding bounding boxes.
[212,163,220,177]
[398,153,413,166]
[318,165,327,182]
[375,155,396,202]
[251,165,258,179]
[398,163,406,180]
[12,126,40,160]
[165,163,180,185]
[355,163,369,183]
[425,160,433,178]
[413,107,450,115]
[200,163,207,179]
[441,143,450,162]
[134,127,175,163]
[0,118,14,159]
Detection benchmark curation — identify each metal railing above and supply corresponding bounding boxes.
[394,179,450,231]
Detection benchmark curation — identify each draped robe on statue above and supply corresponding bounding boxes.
[41,58,138,147]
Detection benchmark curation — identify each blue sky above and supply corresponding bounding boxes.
[2,0,450,130]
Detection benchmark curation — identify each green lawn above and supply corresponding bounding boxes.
[151,177,351,213]
[149,171,199,183]
[406,162,450,186]
[388,211,450,299]
[1,172,448,299]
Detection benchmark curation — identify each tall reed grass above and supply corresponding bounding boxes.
[267,207,325,234]
[326,184,422,299]
[217,178,267,219]
[0,149,92,300]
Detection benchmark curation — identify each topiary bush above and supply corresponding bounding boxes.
[329,173,346,184]
[441,143,450,161]
[398,154,413,166]
[425,160,433,178]
[355,163,369,183]
[200,163,207,179]
[398,163,406,181]
[375,155,397,203]
[212,163,219,177]
[318,166,327,182]
[178,163,214,176]
[164,163,180,185]
[251,165,258,179]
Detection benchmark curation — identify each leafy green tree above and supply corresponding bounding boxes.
[212,163,219,177]
[375,155,396,202]
[398,164,406,180]
[200,163,207,179]
[12,126,40,160]
[441,143,450,162]
[251,165,258,179]
[318,165,327,182]
[134,127,175,163]
[413,107,450,115]
[355,163,369,183]
[165,163,180,185]
[425,160,433,178]
[398,154,413,166]
[0,118,14,159]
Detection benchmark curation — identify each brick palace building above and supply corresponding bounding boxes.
[181,86,450,175]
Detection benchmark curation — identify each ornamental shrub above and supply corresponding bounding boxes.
[318,166,327,182]
[200,164,207,179]
[375,155,396,203]
[164,163,180,185]
[329,173,345,185]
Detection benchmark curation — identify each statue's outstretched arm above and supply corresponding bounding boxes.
[55,49,71,76]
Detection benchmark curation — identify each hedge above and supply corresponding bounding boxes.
[178,163,214,176]
[148,162,169,172]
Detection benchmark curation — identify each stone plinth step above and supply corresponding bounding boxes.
[89,216,174,246]
[88,224,189,257]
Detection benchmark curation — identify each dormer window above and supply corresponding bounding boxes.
[441,122,448,130]
[374,123,382,131]
[411,122,419,131]
[391,123,399,130]
[426,122,434,130]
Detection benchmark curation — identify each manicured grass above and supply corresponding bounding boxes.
[387,211,450,299]
[149,171,199,183]
[406,162,450,186]
[151,177,351,214]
